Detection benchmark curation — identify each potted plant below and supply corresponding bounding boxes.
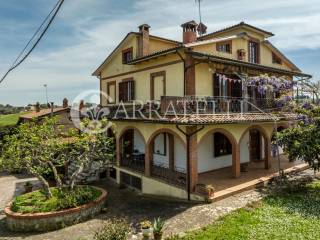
[140,220,152,238]
[24,181,33,193]
[153,217,165,240]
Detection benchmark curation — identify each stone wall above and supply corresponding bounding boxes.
[5,187,107,232]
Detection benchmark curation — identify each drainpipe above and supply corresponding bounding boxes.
[176,124,205,201]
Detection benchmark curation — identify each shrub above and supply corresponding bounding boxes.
[11,186,102,213]
[94,218,130,240]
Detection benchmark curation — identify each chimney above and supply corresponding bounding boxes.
[35,102,40,112]
[63,98,69,108]
[138,24,150,57]
[181,21,198,44]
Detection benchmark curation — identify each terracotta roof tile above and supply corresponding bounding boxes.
[20,107,69,120]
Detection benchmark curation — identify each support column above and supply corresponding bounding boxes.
[264,138,272,169]
[168,134,175,171]
[186,126,198,191]
[116,137,121,167]
[232,143,241,178]
[145,142,152,177]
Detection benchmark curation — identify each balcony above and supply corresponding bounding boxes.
[120,153,145,173]
[160,96,279,115]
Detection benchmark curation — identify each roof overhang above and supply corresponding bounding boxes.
[189,51,312,78]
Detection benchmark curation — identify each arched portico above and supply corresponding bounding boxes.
[239,125,271,170]
[198,128,240,178]
[117,127,146,173]
[146,128,187,187]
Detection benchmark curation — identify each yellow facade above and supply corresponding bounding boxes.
[93,22,303,201]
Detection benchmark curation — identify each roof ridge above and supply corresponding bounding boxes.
[198,22,274,40]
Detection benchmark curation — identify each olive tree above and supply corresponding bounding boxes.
[0,117,115,198]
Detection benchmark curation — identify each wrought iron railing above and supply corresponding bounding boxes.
[151,164,186,188]
[120,153,145,173]
[160,96,279,115]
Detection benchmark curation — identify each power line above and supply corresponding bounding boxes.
[0,0,65,85]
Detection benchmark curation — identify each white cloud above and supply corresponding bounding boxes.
[0,0,319,105]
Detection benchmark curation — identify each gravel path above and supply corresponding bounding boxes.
[0,169,315,240]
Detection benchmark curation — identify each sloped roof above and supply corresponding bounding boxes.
[92,32,181,76]
[189,51,312,78]
[19,107,69,120]
[198,22,274,40]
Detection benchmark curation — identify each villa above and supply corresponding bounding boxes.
[92,21,311,201]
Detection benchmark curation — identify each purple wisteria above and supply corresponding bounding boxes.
[248,75,294,95]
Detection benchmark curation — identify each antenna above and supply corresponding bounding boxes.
[195,0,207,36]
[195,0,202,25]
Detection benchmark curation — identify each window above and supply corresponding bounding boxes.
[214,132,232,157]
[120,171,142,190]
[213,73,242,97]
[153,133,167,156]
[216,41,232,53]
[248,41,260,64]
[107,81,116,104]
[122,47,133,63]
[272,53,282,65]
[119,79,135,102]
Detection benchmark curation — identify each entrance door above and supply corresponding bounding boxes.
[249,129,261,162]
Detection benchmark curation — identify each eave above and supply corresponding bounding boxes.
[189,51,312,78]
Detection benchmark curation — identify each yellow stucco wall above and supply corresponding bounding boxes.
[193,37,293,71]
[101,54,184,106]
[149,38,177,53]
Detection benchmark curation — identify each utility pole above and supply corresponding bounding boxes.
[44,84,48,105]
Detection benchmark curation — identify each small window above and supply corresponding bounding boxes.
[122,48,133,63]
[153,133,167,156]
[272,53,282,65]
[120,171,142,190]
[119,80,135,102]
[214,132,232,157]
[216,41,232,53]
[248,41,260,64]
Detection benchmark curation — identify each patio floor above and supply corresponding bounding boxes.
[198,155,309,201]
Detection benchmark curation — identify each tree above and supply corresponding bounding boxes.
[277,104,320,171]
[0,117,115,198]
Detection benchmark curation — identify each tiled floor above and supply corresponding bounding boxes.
[198,155,307,192]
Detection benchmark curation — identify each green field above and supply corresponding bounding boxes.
[0,113,22,127]
[171,181,320,240]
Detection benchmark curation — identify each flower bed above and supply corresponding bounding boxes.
[4,186,107,232]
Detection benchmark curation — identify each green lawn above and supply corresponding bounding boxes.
[170,181,320,240]
[0,113,23,127]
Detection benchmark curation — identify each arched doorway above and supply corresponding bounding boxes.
[147,129,187,187]
[198,128,239,178]
[118,128,146,173]
[239,126,271,170]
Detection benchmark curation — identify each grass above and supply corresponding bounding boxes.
[169,180,320,240]
[12,186,102,213]
[0,113,23,127]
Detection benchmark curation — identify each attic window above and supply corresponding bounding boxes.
[122,47,133,63]
[272,53,282,65]
[216,41,232,53]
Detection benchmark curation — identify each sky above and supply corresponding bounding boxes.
[0,0,319,106]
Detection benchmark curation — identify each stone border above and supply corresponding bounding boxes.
[4,186,107,232]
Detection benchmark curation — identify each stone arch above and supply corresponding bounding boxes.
[198,128,240,178]
[239,125,271,169]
